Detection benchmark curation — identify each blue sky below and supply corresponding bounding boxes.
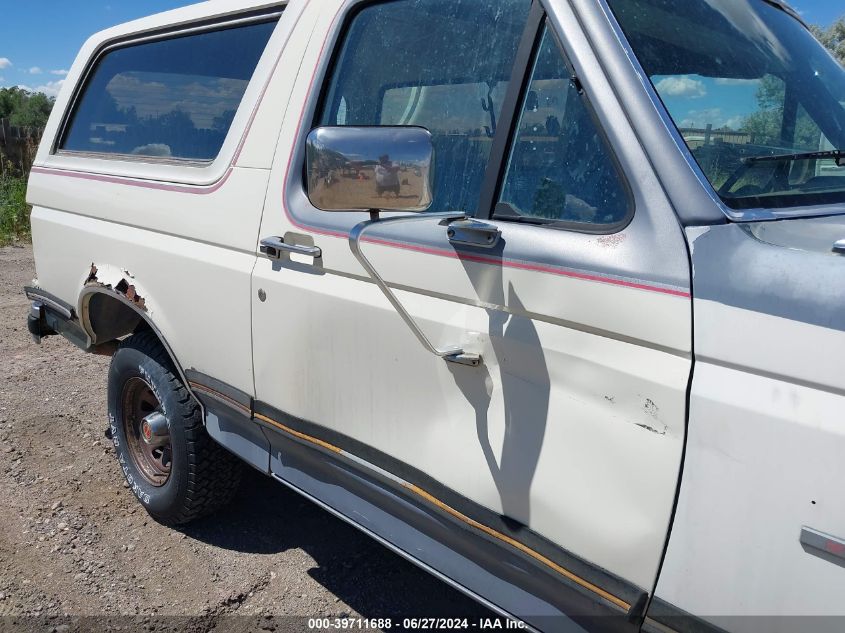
[0,0,841,99]
[793,0,844,27]
[0,1,192,96]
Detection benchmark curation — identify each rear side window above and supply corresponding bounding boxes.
[317,0,531,214]
[60,19,278,162]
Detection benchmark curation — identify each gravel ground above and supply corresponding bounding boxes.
[0,245,492,633]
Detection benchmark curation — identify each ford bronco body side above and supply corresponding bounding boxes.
[24,0,845,631]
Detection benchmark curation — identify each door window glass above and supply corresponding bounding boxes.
[61,19,278,161]
[498,27,629,227]
[317,0,531,213]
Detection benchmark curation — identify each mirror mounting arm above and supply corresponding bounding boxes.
[348,211,482,367]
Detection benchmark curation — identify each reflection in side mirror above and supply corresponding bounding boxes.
[305,126,434,213]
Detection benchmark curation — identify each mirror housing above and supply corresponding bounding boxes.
[305,126,434,212]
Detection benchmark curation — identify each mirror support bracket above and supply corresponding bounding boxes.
[348,211,482,367]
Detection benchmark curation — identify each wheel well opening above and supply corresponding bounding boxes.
[87,292,146,344]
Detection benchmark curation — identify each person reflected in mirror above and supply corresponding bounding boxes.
[374,154,401,198]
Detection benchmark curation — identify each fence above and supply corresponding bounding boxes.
[0,118,43,177]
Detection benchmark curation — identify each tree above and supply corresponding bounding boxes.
[812,17,845,66]
[10,91,53,128]
[740,18,845,148]
[0,87,54,128]
[0,87,25,121]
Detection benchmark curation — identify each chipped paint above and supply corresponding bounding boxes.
[635,422,667,436]
[596,233,627,249]
[684,226,710,256]
[644,398,659,419]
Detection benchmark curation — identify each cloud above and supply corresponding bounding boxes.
[50,69,69,77]
[29,66,43,75]
[655,75,707,98]
[0,58,12,70]
[15,80,64,98]
[35,79,65,98]
[107,73,248,128]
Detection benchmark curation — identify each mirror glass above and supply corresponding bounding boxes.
[306,126,434,212]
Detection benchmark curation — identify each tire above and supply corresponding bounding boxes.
[107,330,242,525]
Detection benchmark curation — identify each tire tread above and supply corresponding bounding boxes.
[116,331,242,524]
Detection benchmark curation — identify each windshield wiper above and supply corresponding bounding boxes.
[743,149,845,166]
[760,0,809,29]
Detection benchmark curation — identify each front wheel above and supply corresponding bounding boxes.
[107,331,242,525]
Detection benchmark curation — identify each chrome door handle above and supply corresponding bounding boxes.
[832,239,845,255]
[443,218,501,248]
[260,236,322,259]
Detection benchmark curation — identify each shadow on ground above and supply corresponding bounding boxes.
[180,469,494,621]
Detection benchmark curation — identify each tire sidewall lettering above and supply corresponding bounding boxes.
[109,353,176,512]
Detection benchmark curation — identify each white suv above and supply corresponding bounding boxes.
[24,0,845,631]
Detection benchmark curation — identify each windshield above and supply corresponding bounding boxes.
[607,0,845,212]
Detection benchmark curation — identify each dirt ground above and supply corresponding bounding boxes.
[0,245,491,632]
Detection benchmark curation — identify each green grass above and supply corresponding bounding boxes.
[0,173,30,245]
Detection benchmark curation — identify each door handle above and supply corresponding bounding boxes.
[444,218,501,248]
[260,236,322,260]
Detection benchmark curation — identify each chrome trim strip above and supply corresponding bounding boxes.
[270,472,529,629]
[800,526,845,561]
[24,288,74,319]
[54,149,213,168]
[255,402,645,614]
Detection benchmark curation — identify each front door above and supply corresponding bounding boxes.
[252,0,692,611]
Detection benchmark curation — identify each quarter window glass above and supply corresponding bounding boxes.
[61,20,278,161]
[318,0,530,214]
[498,27,629,226]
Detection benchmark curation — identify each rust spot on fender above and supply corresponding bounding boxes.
[86,264,99,284]
[85,265,147,310]
[114,279,146,310]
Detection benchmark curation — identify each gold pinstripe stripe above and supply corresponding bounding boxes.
[254,413,343,454]
[253,412,631,612]
[189,382,251,415]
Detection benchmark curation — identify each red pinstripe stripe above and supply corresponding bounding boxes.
[32,0,691,300]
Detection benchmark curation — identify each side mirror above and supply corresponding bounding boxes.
[305,126,434,212]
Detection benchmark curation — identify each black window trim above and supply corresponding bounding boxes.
[53,6,285,164]
[482,9,635,233]
[476,0,546,221]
